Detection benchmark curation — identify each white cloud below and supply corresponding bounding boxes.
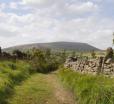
[0,0,113,49]
[9,2,18,9]
[22,0,98,15]
[0,3,6,10]
[68,1,98,13]
[22,0,55,7]
[0,6,113,49]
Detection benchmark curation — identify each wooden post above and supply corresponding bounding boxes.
[97,57,104,74]
[0,47,2,57]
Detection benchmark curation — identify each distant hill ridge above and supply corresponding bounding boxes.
[4,42,100,52]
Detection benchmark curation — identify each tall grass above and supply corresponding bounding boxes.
[58,68,114,104]
[0,61,31,103]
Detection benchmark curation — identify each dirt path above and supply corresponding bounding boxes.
[45,72,76,104]
[7,72,76,104]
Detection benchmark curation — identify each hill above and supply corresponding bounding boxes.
[3,42,100,52]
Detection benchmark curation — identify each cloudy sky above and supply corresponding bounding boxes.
[0,0,114,49]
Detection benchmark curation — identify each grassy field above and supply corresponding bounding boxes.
[0,60,75,104]
[1,56,114,104]
[0,60,62,104]
[58,68,114,104]
[7,73,57,104]
[7,72,75,104]
[0,60,31,104]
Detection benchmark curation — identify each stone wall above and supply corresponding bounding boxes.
[64,57,114,76]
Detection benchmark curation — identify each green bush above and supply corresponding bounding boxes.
[31,60,59,73]
[30,48,62,74]
[58,68,114,104]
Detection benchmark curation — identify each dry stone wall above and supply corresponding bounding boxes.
[64,57,114,76]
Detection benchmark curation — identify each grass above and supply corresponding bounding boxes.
[0,58,60,104]
[7,73,58,104]
[58,68,114,104]
[0,60,31,104]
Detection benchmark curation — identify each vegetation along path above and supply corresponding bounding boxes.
[7,72,76,104]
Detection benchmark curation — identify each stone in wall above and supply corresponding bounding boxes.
[64,56,114,76]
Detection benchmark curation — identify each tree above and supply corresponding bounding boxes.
[0,47,2,56]
[104,47,113,62]
[32,48,45,62]
[113,32,114,45]
[30,48,59,73]
[13,50,26,59]
[91,50,96,58]
[60,49,67,63]
[44,49,51,60]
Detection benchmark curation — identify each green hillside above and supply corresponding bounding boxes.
[4,42,100,52]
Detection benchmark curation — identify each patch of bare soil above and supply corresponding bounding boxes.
[45,72,76,104]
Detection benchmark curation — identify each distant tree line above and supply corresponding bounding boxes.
[0,47,30,60]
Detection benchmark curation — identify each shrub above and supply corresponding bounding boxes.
[30,49,60,73]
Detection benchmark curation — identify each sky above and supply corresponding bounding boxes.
[0,0,114,49]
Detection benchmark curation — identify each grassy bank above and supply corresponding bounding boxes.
[58,68,114,104]
[7,73,58,104]
[0,60,31,104]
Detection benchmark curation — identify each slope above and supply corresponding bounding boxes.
[4,42,100,52]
